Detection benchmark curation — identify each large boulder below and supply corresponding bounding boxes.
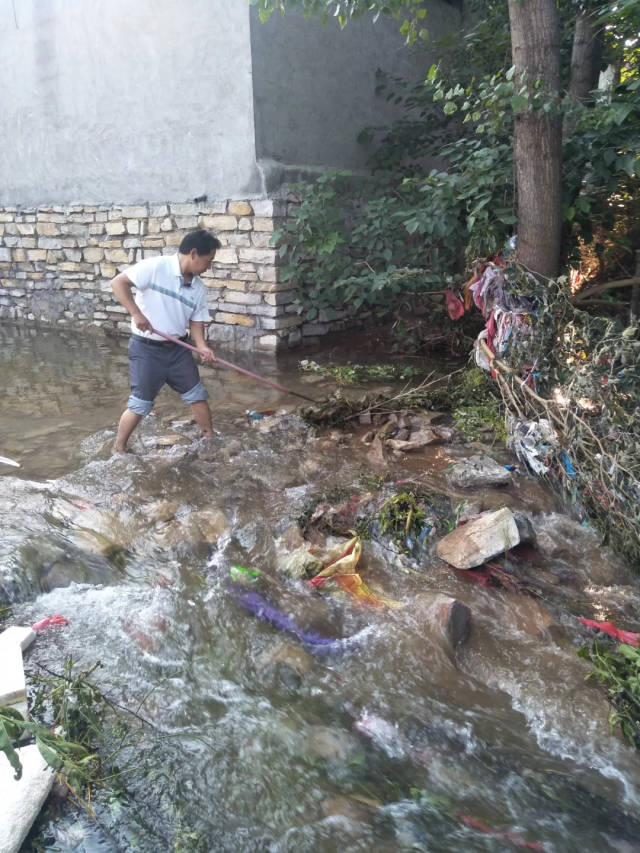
[446,454,513,489]
[436,507,520,569]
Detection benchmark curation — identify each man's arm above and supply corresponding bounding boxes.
[189,320,216,362]
[111,272,152,332]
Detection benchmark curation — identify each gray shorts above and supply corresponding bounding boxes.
[127,335,208,416]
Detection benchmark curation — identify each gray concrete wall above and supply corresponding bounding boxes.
[250,1,460,187]
[0,0,262,205]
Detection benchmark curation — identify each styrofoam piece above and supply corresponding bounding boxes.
[0,642,26,706]
[0,626,36,652]
[0,744,55,853]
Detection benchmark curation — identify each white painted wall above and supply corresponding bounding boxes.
[0,0,261,204]
[0,0,459,205]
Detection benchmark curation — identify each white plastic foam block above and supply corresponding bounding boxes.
[0,744,55,853]
[0,641,26,707]
[0,626,36,652]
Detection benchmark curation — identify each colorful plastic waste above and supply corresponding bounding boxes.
[577,617,640,646]
[230,565,260,582]
[308,534,402,610]
[32,615,69,632]
[231,589,354,654]
[444,289,465,320]
[560,451,577,479]
[354,713,408,759]
[406,523,433,555]
[314,535,362,578]
[246,409,276,420]
[310,573,390,609]
[458,814,545,851]
[507,416,559,475]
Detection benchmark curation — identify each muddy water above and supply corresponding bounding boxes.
[2,325,640,853]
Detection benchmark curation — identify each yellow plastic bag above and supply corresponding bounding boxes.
[315,535,362,578]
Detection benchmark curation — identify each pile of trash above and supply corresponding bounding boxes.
[447,256,640,567]
[359,411,462,466]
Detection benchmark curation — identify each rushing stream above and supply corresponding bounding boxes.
[1,324,639,853]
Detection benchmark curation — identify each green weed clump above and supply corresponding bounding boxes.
[299,360,423,384]
[449,368,507,442]
[378,489,451,554]
[578,641,640,749]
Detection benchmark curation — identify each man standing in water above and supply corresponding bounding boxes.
[111,229,221,452]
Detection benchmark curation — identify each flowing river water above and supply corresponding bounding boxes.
[1,324,640,853]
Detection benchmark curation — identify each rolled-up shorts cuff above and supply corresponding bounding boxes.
[181,381,208,404]
[127,395,154,416]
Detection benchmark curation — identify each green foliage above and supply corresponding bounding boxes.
[578,641,640,749]
[379,490,428,546]
[563,80,640,258]
[249,0,435,42]
[453,402,507,443]
[263,0,639,331]
[0,657,144,798]
[299,358,422,384]
[272,53,520,325]
[378,488,451,552]
[275,169,461,323]
[448,367,507,442]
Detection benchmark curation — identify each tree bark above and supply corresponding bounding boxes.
[508,0,563,279]
[568,7,602,103]
[564,6,603,136]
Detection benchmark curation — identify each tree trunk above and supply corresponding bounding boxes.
[564,6,603,136]
[508,0,563,279]
[568,7,602,103]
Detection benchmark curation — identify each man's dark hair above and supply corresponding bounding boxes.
[179,229,221,255]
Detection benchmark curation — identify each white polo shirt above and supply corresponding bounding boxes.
[125,253,210,340]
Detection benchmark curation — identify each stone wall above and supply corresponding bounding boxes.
[0,197,373,350]
[0,199,307,350]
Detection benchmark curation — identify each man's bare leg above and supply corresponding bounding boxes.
[114,409,142,452]
[191,400,213,436]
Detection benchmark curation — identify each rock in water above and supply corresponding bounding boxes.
[446,454,512,488]
[414,593,471,649]
[436,507,520,569]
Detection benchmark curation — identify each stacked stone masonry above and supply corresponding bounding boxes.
[0,198,355,350]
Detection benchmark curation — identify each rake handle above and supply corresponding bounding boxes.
[149,328,318,404]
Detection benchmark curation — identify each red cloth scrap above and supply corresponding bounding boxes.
[577,618,639,647]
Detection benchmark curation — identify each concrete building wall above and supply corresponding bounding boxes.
[0,0,261,205]
[250,1,459,188]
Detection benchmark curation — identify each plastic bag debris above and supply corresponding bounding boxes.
[507,417,558,475]
[276,545,324,580]
[458,814,545,851]
[314,535,362,578]
[32,615,69,632]
[577,617,640,647]
[0,454,20,468]
[230,589,356,654]
[308,534,402,610]
[230,565,260,583]
[444,289,465,320]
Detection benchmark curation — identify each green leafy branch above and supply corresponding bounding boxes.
[578,640,640,749]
